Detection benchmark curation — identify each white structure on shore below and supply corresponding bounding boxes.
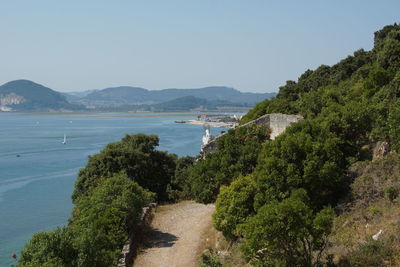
[201,124,212,148]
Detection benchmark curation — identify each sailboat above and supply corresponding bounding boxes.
[62,134,67,144]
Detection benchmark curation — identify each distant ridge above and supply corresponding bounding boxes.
[71,85,276,108]
[0,79,276,112]
[0,80,82,111]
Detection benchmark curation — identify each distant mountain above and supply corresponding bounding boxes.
[0,80,83,111]
[152,96,249,112]
[72,86,276,108]
[62,89,99,102]
[0,79,276,112]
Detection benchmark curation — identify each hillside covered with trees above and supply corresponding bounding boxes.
[17,24,400,267]
[201,23,400,266]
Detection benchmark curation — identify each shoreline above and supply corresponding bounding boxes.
[177,119,237,128]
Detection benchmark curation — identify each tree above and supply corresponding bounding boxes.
[72,134,176,202]
[71,174,154,267]
[213,175,257,240]
[166,156,195,201]
[189,124,269,203]
[18,227,77,267]
[388,99,400,152]
[19,174,154,267]
[253,119,347,210]
[241,189,335,267]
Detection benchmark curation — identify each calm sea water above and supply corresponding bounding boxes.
[0,112,225,266]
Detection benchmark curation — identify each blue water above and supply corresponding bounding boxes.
[0,112,225,266]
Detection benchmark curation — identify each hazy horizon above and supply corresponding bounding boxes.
[1,1,399,93]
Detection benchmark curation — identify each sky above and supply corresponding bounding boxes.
[0,1,399,93]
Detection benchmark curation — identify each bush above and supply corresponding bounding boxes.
[339,239,394,267]
[213,175,257,240]
[71,174,154,266]
[189,124,269,203]
[18,227,76,267]
[72,134,176,202]
[19,175,154,267]
[200,248,223,267]
[241,189,335,267]
[384,185,398,202]
[166,156,195,201]
[253,119,347,209]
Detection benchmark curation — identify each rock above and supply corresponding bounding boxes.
[372,229,383,240]
[373,141,390,160]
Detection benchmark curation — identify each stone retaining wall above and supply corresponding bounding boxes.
[117,203,157,267]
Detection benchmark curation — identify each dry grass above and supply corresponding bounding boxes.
[197,218,249,267]
[328,153,400,265]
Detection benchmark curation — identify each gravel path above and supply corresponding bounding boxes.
[133,201,215,267]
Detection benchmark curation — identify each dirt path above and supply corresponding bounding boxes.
[133,201,215,267]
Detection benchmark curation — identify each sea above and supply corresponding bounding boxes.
[0,112,226,266]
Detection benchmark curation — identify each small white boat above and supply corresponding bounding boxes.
[62,134,67,144]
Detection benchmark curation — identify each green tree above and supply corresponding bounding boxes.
[213,175,257,240]
[19,175,154,267]
[167,156,195,201]
[189,124,269,203]
[71,174,154,267]
[253,119,346,209]
[72,134,176,202]
[241,189,335,267]
[18,227,77,267]
[388,99,400,152]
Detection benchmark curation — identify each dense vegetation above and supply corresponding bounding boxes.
[72,133,176,202]
[18,135,174,266]
[72,85,276,108]
[18,174,154,266]
[19,24,400,266]
[200,23,400,266]
[188,124,270,203]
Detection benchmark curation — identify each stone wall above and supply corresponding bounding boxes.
[117,203,156,267]
[200,113,303,156]
[241,113,304,140]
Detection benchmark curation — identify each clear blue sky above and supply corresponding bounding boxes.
[0,0,399,93]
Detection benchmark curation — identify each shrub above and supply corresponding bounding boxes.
[189,124,269,203]
[18,227,76,267]
[241,189,335,267]
[19,175,154,267]
[213,175,257,240]
[384,185,398,202]
[72,134,176,202]
[339,239,394,267]
[200,248,223,267]
[253,119,347,209]
[71,174,154,266]
[166,156,195,201]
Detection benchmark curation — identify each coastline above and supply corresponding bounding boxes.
[177,119,237,128]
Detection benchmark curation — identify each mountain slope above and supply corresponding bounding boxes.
[73,86,276,108]
[0,80,82,111]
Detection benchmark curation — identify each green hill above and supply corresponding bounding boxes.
[190,23,400,266]
[72,85,276,108]
[0,80,83,111]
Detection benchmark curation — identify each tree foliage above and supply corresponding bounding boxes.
[72,134,176,202]
[210,24,400,266]
[213,175,257,240]
[189,124,269,203]
[70,174,154,266]
[253,119,347,209]
[241,190,334,267]
[19,170,154,266]
[166,156,195,201]
[18,227,76,267]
